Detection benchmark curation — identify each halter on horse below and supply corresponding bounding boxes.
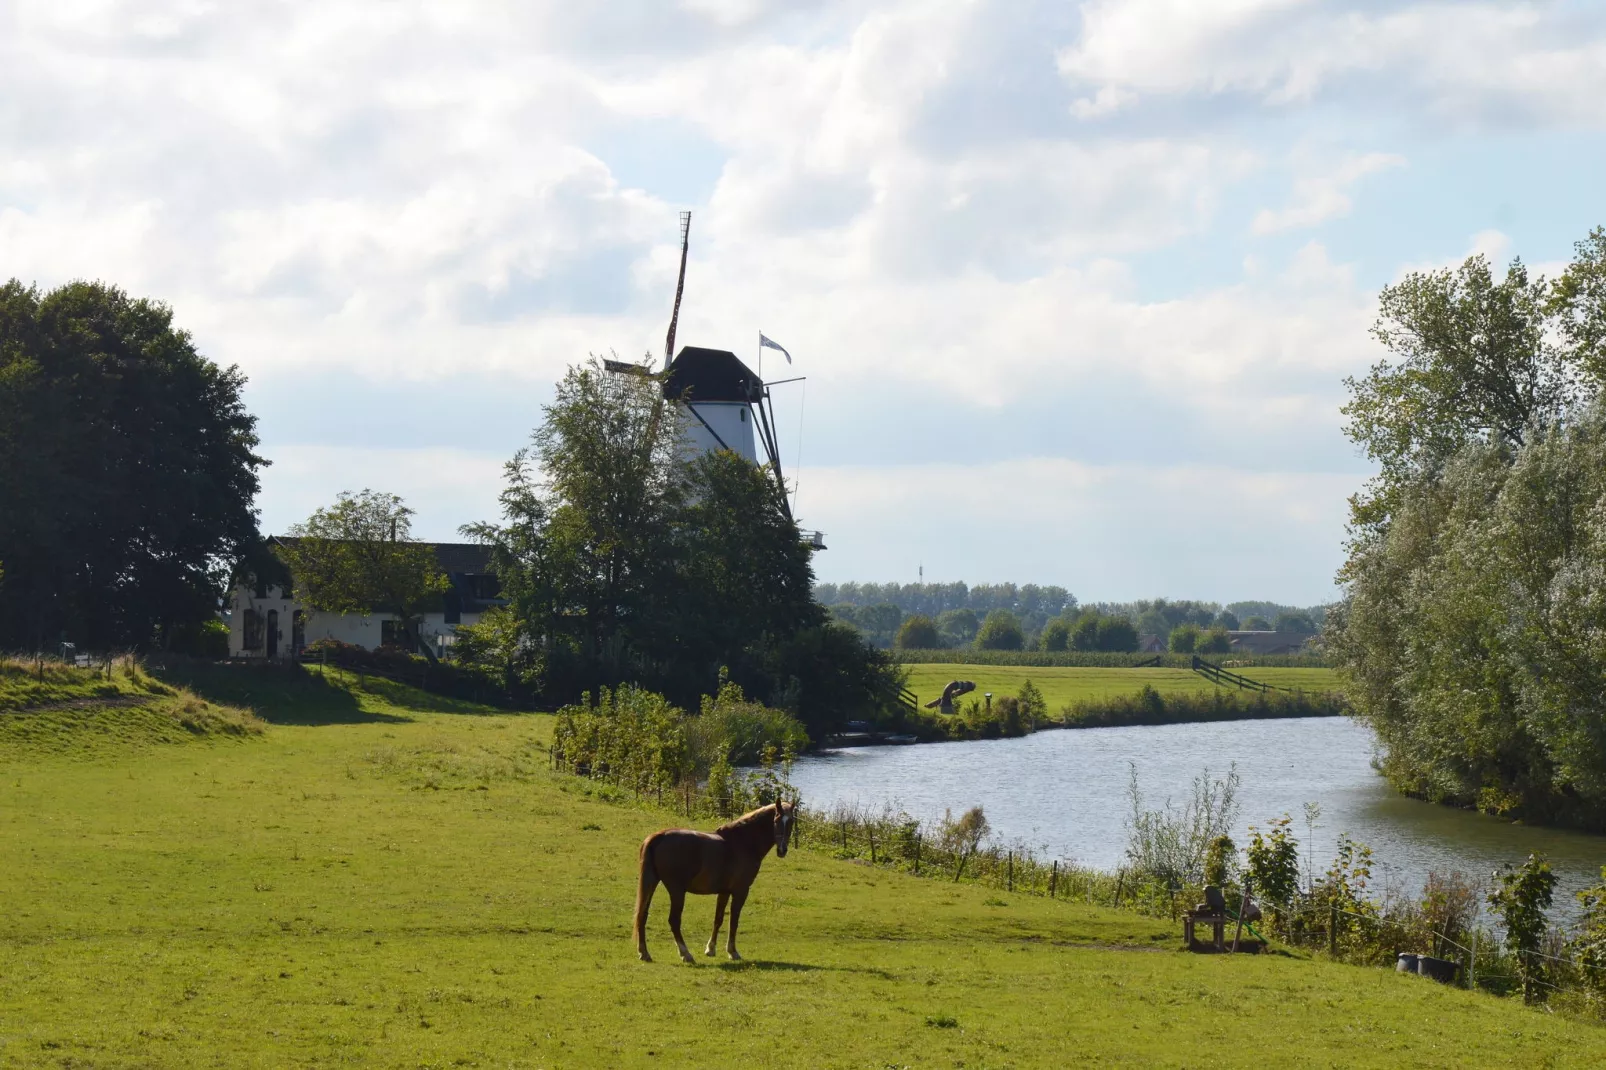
[634,800,797,963]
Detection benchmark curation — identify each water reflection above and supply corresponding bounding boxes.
[788,717,1606,920]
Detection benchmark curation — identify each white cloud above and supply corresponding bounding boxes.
[5,0,1603,596]
[1251,151,1404,234]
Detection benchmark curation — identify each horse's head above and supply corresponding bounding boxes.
[772,800,796,858]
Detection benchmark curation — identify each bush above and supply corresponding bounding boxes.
[1168,623,1200,653]
[689,676,809,769]
[975,610,1024,651]
[1124,762,1241,886]
[1245,815,1300,925]
[1039,618,1070,652]
[895,614,942,650]
[1197,625,1233,654]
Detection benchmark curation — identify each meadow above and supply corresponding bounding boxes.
[900,663,1341,714]
[1,661,1598,1068]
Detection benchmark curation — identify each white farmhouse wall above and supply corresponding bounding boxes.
[680,400,757,463]
[226,584,481,659]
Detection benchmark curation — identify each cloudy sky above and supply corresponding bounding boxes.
[6,1,1606,604]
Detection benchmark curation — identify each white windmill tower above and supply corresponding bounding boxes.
[626,212,822,548]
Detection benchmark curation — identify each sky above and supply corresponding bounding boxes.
[5,1,1606,605]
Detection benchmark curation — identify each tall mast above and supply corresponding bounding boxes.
[663,211,691,367]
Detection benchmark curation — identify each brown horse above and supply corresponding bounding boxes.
[634,799,797,963]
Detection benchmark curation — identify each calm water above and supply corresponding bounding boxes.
[789,717,1606,920]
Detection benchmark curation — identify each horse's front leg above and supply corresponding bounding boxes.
[666,887,695,964]
[705,891,729,956]
[726,886,749,961]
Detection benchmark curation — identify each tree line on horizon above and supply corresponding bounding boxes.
[821,588,1323,652]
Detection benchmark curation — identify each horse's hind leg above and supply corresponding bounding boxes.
[635,840,660,962]
[666,886,695,964]
[705,892,729,956]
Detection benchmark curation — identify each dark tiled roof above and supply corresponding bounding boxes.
[661,346,763,403]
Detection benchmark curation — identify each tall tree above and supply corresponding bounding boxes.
[0,280,266,651]
[275,490,448,649]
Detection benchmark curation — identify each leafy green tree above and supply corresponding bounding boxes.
[1242,616,1271,631]
[1168,623,1200,653]
[894,614,942,650]
[0,280,266,651]
[1342,251,1587,533]
[277,491,449,650]
[1038,618,1070,652]
[975,610,1024,651]
[1215,610,1240,630]
[855,602,904,646]
[1273,611,1316,634]
[1095,617,1139,652]
[1069,613,1103,651]
[1015,679,1046,723]
[939,805,990,881]
[936,608,978,646]
[1489,854,1558,1003]
[1196,625,1233,655]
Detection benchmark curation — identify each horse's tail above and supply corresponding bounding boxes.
[634,834,661,954]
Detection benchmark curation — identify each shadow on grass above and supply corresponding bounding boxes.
[715,960,894,979]
[149,660,410,726]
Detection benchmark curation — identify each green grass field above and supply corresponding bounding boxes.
[901,663,1342,713]
[2,661,1596,1068]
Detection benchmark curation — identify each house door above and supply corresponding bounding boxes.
[267,610,279,658]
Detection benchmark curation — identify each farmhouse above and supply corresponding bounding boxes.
[1226,630,1312,656]
[226,541,502,660]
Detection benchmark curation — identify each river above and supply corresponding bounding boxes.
[788,717,1606,921]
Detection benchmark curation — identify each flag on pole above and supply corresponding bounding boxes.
[759,332,792,364]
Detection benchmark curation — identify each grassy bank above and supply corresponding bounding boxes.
[901,662,1341,714]
[0,656,262,754]
[0,663,1597,1067]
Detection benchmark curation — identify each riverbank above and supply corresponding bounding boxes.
[4,676,1603,1065]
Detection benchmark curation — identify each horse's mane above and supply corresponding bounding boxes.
[716,804,777,835]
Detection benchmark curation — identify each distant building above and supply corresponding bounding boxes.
[1137,633,1165,653]
[659,346,764,464]
[1226,630,1312,656]
[226,541,502,660]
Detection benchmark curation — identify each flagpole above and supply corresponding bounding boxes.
[757,330,762,382]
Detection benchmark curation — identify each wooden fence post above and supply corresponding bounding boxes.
[913,833,922,876]
[1049,861,1058,899]
[1113,872,1124,909]
[868,827,877,864]
[1328,900,1338,959]
[1007,851,1014,892]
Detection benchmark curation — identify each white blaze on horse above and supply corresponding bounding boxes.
[633,800,797,963]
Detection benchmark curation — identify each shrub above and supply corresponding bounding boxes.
[1203,834,1237,887]
[1123,762,1240,886]
[1168,623,1200,653]
[1039,619,1070,652]
[1246,815,1300,924]
[1196,625,1233,655]
[1490,853,1559,1003]
[689,676,809,769]
[894,614,942,650]
[975,610,1024,651]
[938,806,990,881]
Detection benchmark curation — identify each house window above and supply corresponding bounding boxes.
[243,609,264,651]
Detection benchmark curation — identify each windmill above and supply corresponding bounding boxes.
[610,212,819,544]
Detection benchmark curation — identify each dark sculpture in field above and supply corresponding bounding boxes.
[634,799,796,963]
[925,679,977,714]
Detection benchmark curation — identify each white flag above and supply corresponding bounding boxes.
[759,332,792,364]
